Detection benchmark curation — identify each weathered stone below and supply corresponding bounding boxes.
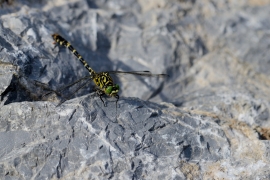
[1,0,270,179]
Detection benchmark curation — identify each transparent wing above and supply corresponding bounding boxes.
[107,70,169,78]
[105,70,168,99]
[41,75,94,103]
[56,78,92,106]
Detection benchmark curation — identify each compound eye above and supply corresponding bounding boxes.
[115,84,120,90]
[105,86,113,94]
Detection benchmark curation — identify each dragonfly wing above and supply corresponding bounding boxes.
[107,71,168,77]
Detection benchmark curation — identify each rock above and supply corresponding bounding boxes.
[0,95,231,179]
[1,0,270,179]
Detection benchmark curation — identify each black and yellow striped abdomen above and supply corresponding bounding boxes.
[52,34,95,76]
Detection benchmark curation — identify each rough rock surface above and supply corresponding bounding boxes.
[1,0,270,179]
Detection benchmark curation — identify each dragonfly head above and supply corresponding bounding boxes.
[105,84,120,97]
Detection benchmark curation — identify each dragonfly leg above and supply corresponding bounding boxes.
[96,89,106,107]
[115,94,119,121]
[115,94,119,108]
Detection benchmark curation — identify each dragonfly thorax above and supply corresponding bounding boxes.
[92,72,120,97]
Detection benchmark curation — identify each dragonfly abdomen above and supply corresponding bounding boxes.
[52,34,95,76]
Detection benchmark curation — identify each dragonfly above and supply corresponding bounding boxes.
[50,33,167,107]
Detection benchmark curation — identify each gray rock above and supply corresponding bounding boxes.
[0,0,270,179]
[0,96,230,179]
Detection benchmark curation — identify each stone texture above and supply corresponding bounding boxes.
[0,0,270,179]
